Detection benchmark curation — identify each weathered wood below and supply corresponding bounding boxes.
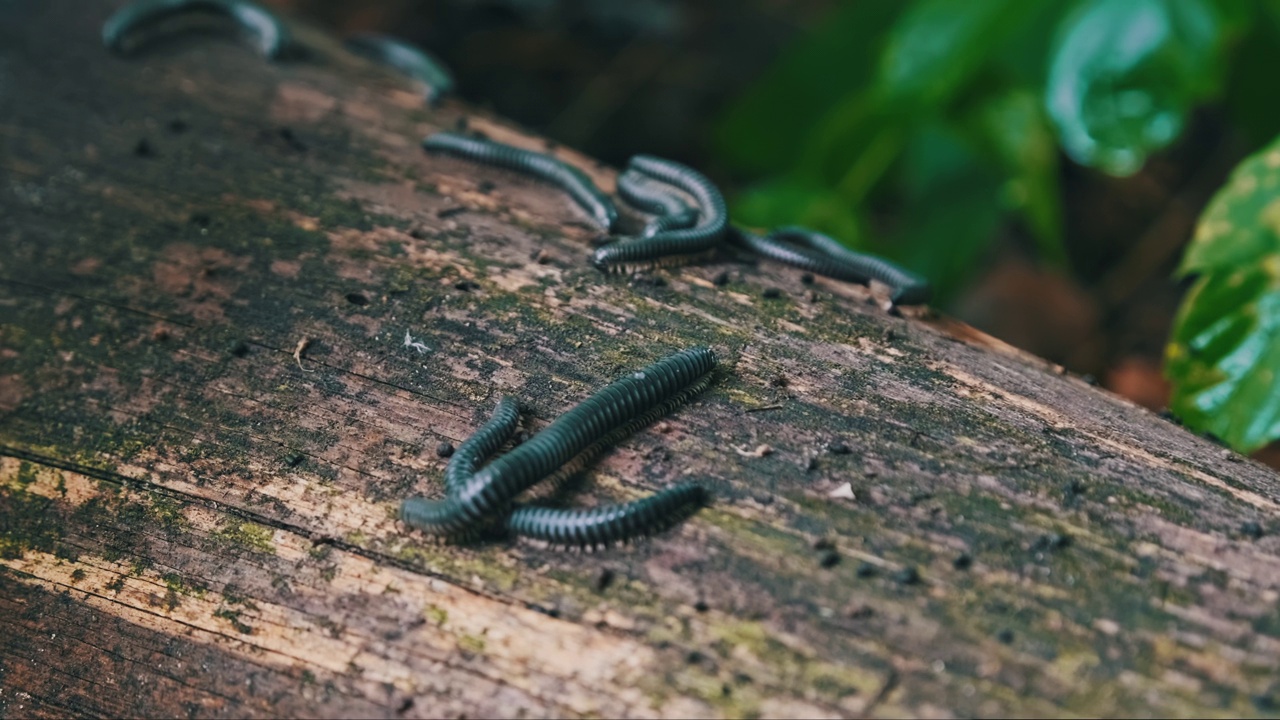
[3,3,1280,717]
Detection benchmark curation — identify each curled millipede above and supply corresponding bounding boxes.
[506,482,707,547]
[422,132,618,232]
[400,347,717,546]
[345,33,454,106]
[443,396,521,497]
[729,226,932,305]
[400,396,521,538]
[616,169,699,239]
[593,155,728,272]
[102,0,291,59]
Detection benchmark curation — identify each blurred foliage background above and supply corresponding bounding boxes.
[275,0,1280,462]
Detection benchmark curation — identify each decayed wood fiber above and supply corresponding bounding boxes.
[2,2,1280,717]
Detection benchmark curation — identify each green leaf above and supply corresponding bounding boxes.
[991,0,1076,87]
[713,3,904,178]
[1222,6,1280,147]
[732,178,863,245]
[878,0,1034,109]
[968,89,1068,267]
[795,0,1038,195]
[1179,144,1280,275]
[888,124,1005,303]
[1044,0,1222,177]
[1167,135,1280,451]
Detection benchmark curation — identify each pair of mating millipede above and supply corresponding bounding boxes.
[400,347,717,546]
[616,170,699,239]
[590,154,729,272]
[421,132,932,304]
[102,1,454,105]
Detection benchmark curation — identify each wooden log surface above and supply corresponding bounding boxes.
[3,2,1280,717]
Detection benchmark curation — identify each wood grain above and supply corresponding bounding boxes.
[2,2,1279,717]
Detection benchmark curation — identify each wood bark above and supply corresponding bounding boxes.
[3,3,1280,717]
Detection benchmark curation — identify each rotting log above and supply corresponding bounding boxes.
[3,3,1280,718]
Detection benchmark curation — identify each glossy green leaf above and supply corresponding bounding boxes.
[1167,135,1280,451]
[1179,143,1280,275]
[1045,0,1221,176]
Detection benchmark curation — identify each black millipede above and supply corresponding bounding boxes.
[729,226,932,305]
[102,0,291,59]
[345,33,454,106]
[401,395,522,540]
[506,482,707,546]
[400,346,717,545]
[615,169,699,239]
[592,155,728,272]
[442,396,521,498]
[422,132,619,232]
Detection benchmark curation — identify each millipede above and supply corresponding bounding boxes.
[506,482,708,547]
[102,0,292,59]
[615,169,699,239]
[422,132,619,232]
[400,347,718,547]
[730,226,932,305]
[591,155,728,273]
[345,33,454,106]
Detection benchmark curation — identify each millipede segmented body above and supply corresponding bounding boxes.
[506,482,707,546]
[616,169,699,239]
[442,396,521,497]
[400,396,521,537]
[730,226,932,305]
[345,33,454,106]
[400,347,718,545]
[593,155,728,272]
[422,132,618,231]
[102,0,291,59]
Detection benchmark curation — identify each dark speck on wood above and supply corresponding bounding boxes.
[892,567,920,585]
[1241,521,1265,540]
[1031,533,1072,554]
[595,569,615,592]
